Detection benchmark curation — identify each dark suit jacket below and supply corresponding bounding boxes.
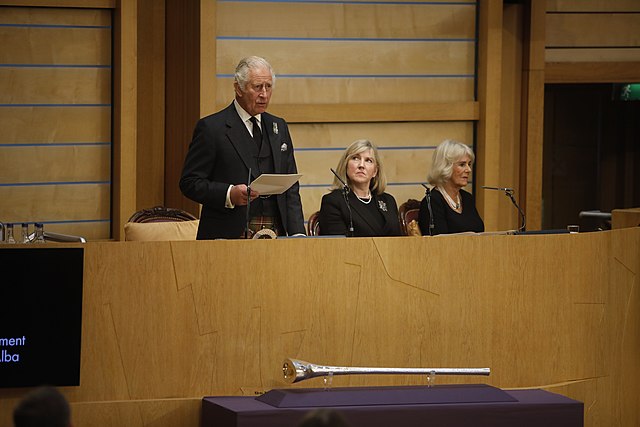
[318,189,402,237]
[179,103,305,239]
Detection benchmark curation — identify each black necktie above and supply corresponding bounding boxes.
[250,116,262,151]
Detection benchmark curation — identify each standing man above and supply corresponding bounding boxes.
[180,56,306,239]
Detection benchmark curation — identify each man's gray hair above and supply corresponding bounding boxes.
[234,56,276,90]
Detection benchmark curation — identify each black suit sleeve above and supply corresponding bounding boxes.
[179,118,230,207]
[318,190,350,236]
[277,120,306,235]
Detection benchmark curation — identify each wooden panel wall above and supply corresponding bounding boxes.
[0,229,638,427]
[212,0,479,225]
[545,0,640,82]
[0,6,112,240]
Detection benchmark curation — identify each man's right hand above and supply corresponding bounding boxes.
[230,184,259,206]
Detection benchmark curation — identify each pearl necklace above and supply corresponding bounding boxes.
[355,192,372,204]
[437,187,461,211]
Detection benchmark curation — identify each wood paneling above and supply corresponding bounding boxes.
[0,68,110,103]
[266,102,479,124]
[0,145,110,182]
[546,47,640,62]
[475,0,503,231]
[0,28,111,64]
[1,0,114,7]
[612,207,640,229]
[217,2,476,39]
[0,6,112,240]
[0,183,110,221]
[136,0,165,210]
[164,0,202,216]
[546,61,640,83]
[216,77,475,106]
[547,0,640,12]
[546,14,640,48]
[112,0,137,241]
[0,107,110,142]
[1,229,637,427]
[216,41,475,76]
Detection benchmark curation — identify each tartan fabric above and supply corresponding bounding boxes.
[242,216,283,238]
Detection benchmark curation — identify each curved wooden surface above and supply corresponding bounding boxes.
[0,228,639,427]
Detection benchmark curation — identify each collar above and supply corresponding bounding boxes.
[233,99,261,125]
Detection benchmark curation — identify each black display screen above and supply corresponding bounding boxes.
[0,247,83,388]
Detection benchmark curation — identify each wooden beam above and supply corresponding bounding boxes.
[545,62,640,83]
[475,0,503,232]
[520,0,546,231]
[112,0,138,240]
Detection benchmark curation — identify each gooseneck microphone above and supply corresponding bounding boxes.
[421,183,434,236]
[245,168,252,239]
[330,168,354,237]
[482,185,526,232]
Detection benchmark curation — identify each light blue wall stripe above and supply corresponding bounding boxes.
[300,181,471,188]
[218,74,473,78]
[0,181,110,187]
[0,23,111,29]
[0,104,111,107]
[0,64,111,68]
[218,36,474,42]
[6,219,111,225]
[296,146,438,151]
[0,142,111,147]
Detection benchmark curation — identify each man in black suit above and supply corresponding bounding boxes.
[180,56,305,239]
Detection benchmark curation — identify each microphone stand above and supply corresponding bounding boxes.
[330,168,354,237]
[482,186,526,232]
[245,168,252,239]
[506,190,526,233]
[421,183,434,236]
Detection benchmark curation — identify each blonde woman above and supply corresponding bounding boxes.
[319,139,401,237]
[419,140,484,235]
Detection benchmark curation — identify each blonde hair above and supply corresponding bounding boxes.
[331,139,387,195]
[427,139,475,186]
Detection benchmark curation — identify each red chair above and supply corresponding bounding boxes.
[398,199,422,236]
[307,211,320,236]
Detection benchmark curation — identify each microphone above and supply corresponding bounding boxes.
[245,168,252,239]
[421,183,434,236]
[482,185,525,232]
[330,168,354,237]
[482,185,514,194]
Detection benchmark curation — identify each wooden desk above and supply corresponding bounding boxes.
[612,207,640,229]
[0,228,638,427]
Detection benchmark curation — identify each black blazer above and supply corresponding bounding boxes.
[319,189,402,237]
[179,103,305,239]
[418,188,484,235]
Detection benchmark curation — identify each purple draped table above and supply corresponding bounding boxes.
[201,384,583,427]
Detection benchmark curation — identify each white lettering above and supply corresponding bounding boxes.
[1,349,20,362]
[0,336,26,346]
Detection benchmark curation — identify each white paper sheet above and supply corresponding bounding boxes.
[250,173,302,195]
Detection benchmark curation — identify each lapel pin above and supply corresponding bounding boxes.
[273,123,279,134]
[378,200,388,212]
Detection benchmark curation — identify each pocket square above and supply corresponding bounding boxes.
[280,143,288,152]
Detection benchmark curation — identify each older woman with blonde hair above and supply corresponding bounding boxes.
[419,139,484,235]
[319,139,401,237]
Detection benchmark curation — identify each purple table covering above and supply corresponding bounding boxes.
[201,384,583,427]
